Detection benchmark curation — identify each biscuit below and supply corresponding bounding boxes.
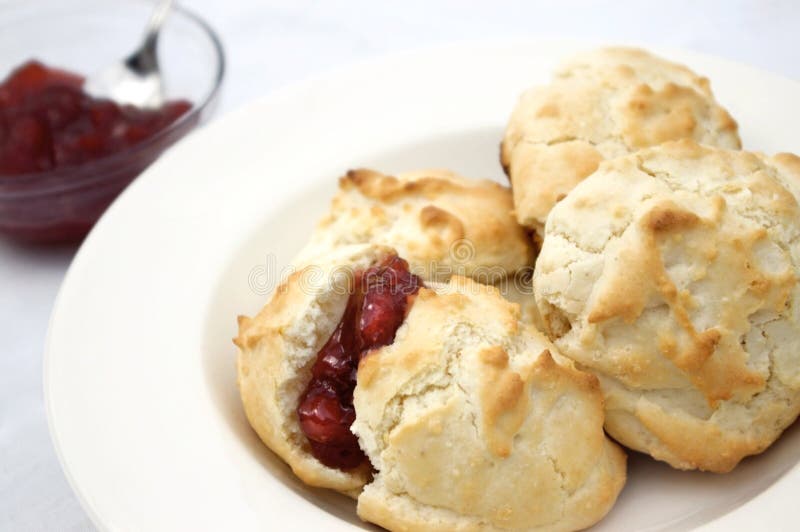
[353,276,626,531]
[501,47,741,235]
[295,168,534,284]
[534,139,800,472]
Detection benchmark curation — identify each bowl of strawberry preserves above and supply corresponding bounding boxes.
[0,0,224,242]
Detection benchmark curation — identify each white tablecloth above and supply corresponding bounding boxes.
[1,1,797,529]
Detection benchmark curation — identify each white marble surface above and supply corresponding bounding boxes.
[1,0,797,530]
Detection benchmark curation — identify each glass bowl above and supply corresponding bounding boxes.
[0,0,225,243]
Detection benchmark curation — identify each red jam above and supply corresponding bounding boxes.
[0,60,190,174]
[297,255,423,470]
[0,60,195,243]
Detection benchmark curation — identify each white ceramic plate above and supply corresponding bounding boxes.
[45,40,800,531]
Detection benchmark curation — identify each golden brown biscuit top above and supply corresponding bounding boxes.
[297,168,534,282]
[536,140,800,406]
[501,47,741,231]
[352,277,625,530]
[554,47,712,94]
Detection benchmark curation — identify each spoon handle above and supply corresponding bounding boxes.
[142,0,175,47]
[126,0,175,74]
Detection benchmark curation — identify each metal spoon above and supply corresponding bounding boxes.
[84,0,174,108]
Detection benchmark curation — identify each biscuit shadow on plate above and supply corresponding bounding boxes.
[594,419,800,531]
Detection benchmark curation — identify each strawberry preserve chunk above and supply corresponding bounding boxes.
[297,255,423,470]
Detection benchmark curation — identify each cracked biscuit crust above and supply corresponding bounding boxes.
[534,139,800,472]
[352,277,626,531]
[295,168,534,283]
[501,47,741,234]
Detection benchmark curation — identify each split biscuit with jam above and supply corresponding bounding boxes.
[236,243,626,530]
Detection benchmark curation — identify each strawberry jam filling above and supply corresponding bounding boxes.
[297,255,423,470]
